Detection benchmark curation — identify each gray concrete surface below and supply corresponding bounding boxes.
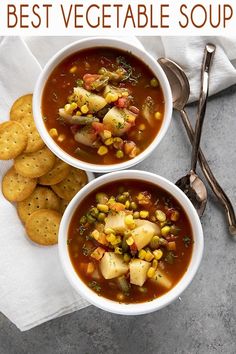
[0,85,236,354]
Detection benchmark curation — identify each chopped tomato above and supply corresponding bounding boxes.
[115,97,129,108]
[92,122,105,133]
[83,74,101,90]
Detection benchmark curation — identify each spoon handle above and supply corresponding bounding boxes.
[191,44,216,172]
[180,109,236,236]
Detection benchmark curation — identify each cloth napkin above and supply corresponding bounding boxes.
[1,36,236,332]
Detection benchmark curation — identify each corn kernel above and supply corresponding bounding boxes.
[138,249,147,260]
[117,293,125,301]
[125,214,136,229]
[106,233,116,243]
[49,128,58,138]
[126,236,134,246]
[91,229,100,240]
[116,150,124,159]
[122,91,129,97]
[104,227,115,235]
[76,110,82,116]
[140,210,149,219]
[81,104,89,114]
[87,262,95,274]
[103,130,112,139]
[105,93,119,103]
[161,226,171,236]
[123,253,131,262]
[133,211,140,219]
[97,204,109,213]
[170,210,180,221]
[87,114,93,118]
[111,236,121,246]
[147,267,155,278]
[145,250,154,262]
[152,259,158,269]
[154,111,162,120]
[155,210,166,222]
[104,138,114,146]
[150,77,159,87]
[138,124,146,131]
[125,200,130,209]
[115,247,122,255]
[69,65,77,74]
[160,221,167,228]
[153,249,163,260]
[97,146,108,156]
[70,102,77,110]
[64,103,71,111]
[57,134,66,142]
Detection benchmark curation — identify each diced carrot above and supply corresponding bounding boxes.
[167,241,176,251]
[97,233,109,246]
[83,74,100,90]
[90,247,105,260]
[87,262,95,274]
[115,97,129,108]
[110,202,126,212]
[92,122,105,133]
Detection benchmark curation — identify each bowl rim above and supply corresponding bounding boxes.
[58,170,204,315]
[33,37,173,173]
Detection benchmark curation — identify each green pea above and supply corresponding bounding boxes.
[150,77,159,88]
[97,212,106,221]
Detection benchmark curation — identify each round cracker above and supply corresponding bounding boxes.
[39,159,71,186]
[0,121,28,160]
[52,168,88,201]
[60,199,69,214]
[25,209,61,245]
[14,147,56,178]
[2,167,37,202]
[10,94,33,122]
[19,115,44,153]
[17,186,60,223]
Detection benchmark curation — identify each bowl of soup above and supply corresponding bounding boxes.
[33,38,172,172]
[58,170,203,315]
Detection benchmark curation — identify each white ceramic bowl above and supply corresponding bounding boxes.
[58,170,204,315]
[33,37,172,173]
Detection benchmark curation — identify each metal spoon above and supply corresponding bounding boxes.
[175,44,215,215]
[158,52,236,235]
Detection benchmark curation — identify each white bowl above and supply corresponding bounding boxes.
[33,37,172,173]
[58,170,204,315]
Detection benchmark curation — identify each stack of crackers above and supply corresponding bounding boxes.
[0,94,88,246]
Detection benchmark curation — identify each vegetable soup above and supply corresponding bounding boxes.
[68,180,193,303]
[42,48,165,164]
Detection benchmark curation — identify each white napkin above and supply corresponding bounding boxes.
[138,36,236,102]
[0,37,90,332]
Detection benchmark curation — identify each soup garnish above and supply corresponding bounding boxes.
[42,48,165,164]
[68,180,193,303]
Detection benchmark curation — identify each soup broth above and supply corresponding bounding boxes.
[42,47,165,164]
[68,180,193,303]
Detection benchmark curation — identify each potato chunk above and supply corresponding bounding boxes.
[100,252,129,279]
[129,259,151,286]
[151,268,172,289]
[105,211,127,233]
[131,220,160,250]
[103,107,135,136]
[74,87,107,112]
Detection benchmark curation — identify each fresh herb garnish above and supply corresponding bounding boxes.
[165,251,175,264]
[116,56,141,85]
[88,280,101,293]
[82,244,91,256]
[183,236,192,248]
